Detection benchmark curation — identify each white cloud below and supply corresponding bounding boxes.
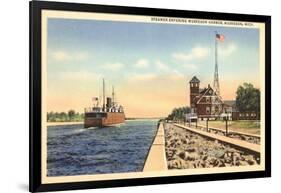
[129,70,185,82]
[182,63,197,69]
[220,43,237,57]
[101,62,124,70]
[167,70,185,80]
[135,59,149,68]
[52,51,69,61]
[75,52,89,60]
[51,50,89,62]
[60,71,101,81]
[130,73,156,81]
[172,46,210,61]
[155,60,169,70]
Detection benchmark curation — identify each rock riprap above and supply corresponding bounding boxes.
[164,123,260,169]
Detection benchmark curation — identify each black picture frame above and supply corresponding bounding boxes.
[30,1,271,192]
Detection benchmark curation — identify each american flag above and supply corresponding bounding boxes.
[92,97,99,101]
[216,33,225,42]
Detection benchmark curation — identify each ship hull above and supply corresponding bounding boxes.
[84,112,125,128]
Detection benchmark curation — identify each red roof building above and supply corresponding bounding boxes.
[189,76,224,119]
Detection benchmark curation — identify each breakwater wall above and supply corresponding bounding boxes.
[143,122,167,171]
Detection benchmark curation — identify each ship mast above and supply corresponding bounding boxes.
[103,78,105,111]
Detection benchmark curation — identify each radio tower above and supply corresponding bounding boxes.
[213,31,224,96]
[213,38,220,96]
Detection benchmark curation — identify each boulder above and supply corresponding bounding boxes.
[178,151,188,160]
[238,160,248,166]
[247,159,256,165]
[186,153,199,161]
[186,147,196,153]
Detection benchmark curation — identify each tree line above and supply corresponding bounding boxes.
[47,110,84,122]
[167,106,191,121]
[235,83,260,113]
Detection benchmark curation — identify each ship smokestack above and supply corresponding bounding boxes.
[112,86,115,107]
[106,97,112,109]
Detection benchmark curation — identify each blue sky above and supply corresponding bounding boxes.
[46,18,260,116]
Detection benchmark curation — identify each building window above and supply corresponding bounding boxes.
[206,107,210,114]
[206,97,210,103]
[215,105,219,113]
[246,113,249,117]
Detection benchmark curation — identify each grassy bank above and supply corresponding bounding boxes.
[198,120,260,135]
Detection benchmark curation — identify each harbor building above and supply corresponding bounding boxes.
[188,76,260,120]
[189,76,224,119]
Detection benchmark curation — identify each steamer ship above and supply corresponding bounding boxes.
[84,79,125,128]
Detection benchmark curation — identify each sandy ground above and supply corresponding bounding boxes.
[164,123,260,169]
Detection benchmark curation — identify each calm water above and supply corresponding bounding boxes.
[47,120,158,176]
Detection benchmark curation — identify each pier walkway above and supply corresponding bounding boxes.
[143,123,167,171]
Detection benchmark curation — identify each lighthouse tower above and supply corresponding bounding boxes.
[189,76,200,113]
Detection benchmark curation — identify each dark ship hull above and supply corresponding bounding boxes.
[84,112,125,128]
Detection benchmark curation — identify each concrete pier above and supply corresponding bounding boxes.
[143,123,167,171]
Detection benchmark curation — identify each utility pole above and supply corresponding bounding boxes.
[206,118,209,132]
[225,116,228,136]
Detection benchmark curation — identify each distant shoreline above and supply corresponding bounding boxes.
[47,122,83,126]
[47,118,163,126]
[125,117,164,120]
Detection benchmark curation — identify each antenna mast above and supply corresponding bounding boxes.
[213,31,220,96]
